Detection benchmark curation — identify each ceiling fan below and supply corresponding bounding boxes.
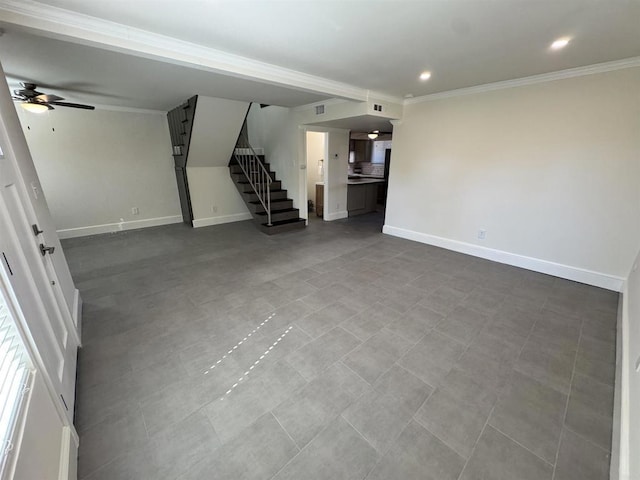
[367,130,392,140]
[11,82,95,113]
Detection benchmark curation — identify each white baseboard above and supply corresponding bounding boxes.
[57,215,183,239]
[58,426,78,480]
[192,212,252,228]
[324,210,349,221]
[72,289,82,347]
[611,292,625,480]
[382,225,625,291]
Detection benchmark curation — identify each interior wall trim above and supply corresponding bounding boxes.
[324,211,349,222]
[72,289,82,347]
[404,57,640,105]
[56,215,182,239]
[192,212,252,228]
[0,0,396,103]
[382,224,625,291]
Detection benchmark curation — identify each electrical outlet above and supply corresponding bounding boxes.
[212,205,218,213]
[131,207,139,215]
[478,229,486,240]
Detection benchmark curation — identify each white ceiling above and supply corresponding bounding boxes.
[0,29,329,110]
[0,0,639,111]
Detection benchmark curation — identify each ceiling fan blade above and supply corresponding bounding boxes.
[49,101,95,110]
[36,93,64,102]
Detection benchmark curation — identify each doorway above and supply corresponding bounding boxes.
[305,131,327,222]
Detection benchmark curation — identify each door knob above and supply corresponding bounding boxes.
[39,244,55,256]
[32,224,43,236]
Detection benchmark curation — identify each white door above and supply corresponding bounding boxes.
[0,68,78,422]
[0,151,77,422]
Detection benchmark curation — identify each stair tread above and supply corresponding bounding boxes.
[261,218,306,227]
[249,199,291,205]
[255,208,298,216]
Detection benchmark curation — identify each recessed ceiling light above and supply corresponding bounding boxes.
[419,71,432,81]
[550,37,570,50]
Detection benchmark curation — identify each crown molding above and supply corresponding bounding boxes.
[92,104,166,115]
[0,0,395,103]
[405,57,640,105]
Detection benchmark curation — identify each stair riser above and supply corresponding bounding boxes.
[256,209,300,223]
[259,219,306,235]
[249,200,293,213]
[241,181,281,193]
[243,191,287,202]
[230,164,271,174]
[231,171,276,183]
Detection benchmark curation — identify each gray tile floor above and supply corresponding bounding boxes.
[65,213,617,480]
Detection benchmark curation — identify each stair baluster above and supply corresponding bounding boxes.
[233,132,272,226]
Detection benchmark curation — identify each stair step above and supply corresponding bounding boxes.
[243,190,287,202]
[239,180,281,192]
[259,218,306,235]
[248,199,293,213]
[255,208,300,223]
[230,163,271,174]
[231,171,276,182]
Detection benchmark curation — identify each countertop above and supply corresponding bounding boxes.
[347,178,386,185]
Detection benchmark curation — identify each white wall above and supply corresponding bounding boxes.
[385,67,640,290]
[247,104,301,209]
[186,166,250,227]
[247,104,350,221]
[17,107,182,238]
[188,96,249,167]
[323,129,349,221]
[306,131,324,205]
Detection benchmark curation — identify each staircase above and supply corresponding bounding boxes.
[167,96,198,224]
[229,138,305,235]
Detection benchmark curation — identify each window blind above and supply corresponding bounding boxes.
[0,292,32,475]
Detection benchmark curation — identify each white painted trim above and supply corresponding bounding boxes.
[382,225,625,291]
[0,0,400,103]
[405,57,640,105]
[611,291,625,480]
[57,426,72,480]
[192,212,252,228]
[72,289,81,347]
[324,210,348,221]
[92,104,166,115]
[56,215,182,239]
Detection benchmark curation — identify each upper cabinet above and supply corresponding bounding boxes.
[349,139,392,164]
[349,139,372,163]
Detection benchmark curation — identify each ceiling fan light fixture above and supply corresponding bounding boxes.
[20,101,49,114]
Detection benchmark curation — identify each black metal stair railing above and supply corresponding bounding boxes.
[233,132,272,226]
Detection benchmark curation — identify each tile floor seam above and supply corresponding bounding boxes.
[489,423,555,467]
[551,315,585,480]
[339,412,381,454]
[270,411,302,452]
[412,411,470,461]
[338,359,372,386]
[456,296,542,480]
[266,412,344,480]
[562,424,612,454]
